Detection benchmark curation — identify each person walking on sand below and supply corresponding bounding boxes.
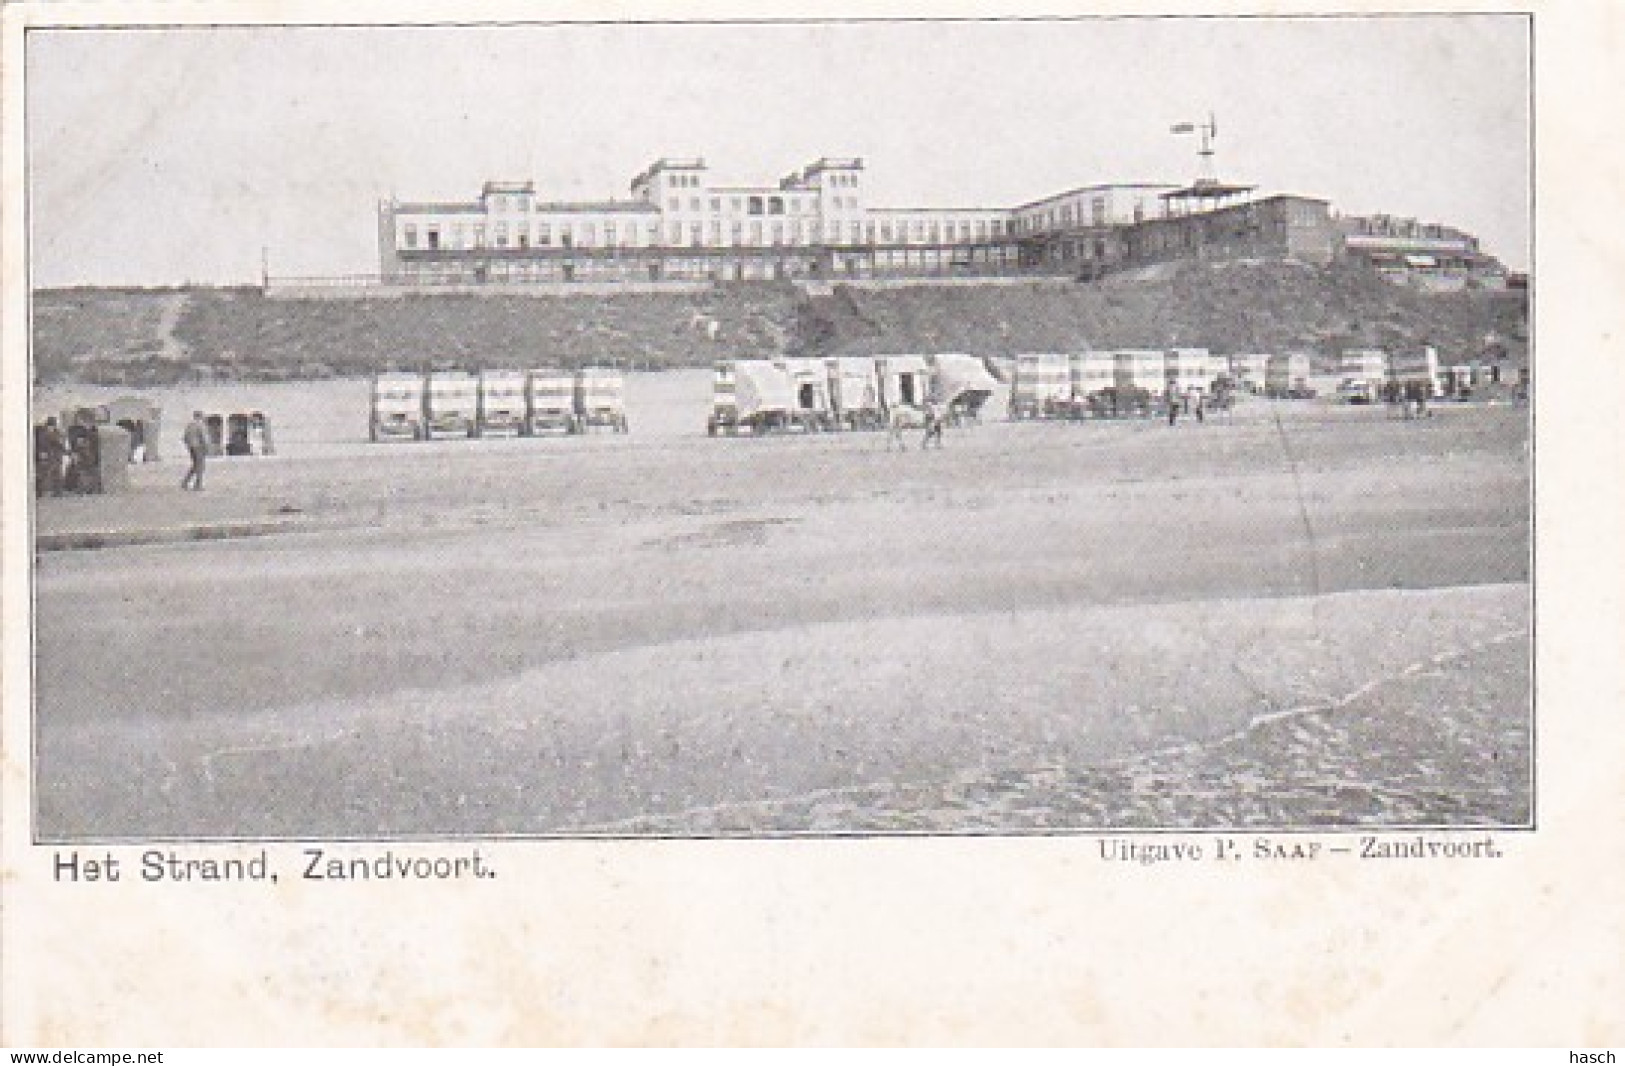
[181,410,209,491]
[1166,383,1180,426]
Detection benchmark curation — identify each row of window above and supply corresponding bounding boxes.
[1044,238,1114,262]
[489,194,523,212]
[1013,194,1149,233]
[477,186,1151,233]
[870,246,1017,267]
[1129,217,1288,257]
[467,203,1124,236]
[654,192,863,216]
[401,216,1015,250]
[871,217,1013,240]
[395,250,1016,286]
[663,170,857,191]
[1348,216,1462,240]
[397,257,836,284]
[661,194,824,216]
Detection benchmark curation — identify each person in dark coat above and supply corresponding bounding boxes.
[65,423,99,494]
[181,411,209,491]
[35,418,66,497]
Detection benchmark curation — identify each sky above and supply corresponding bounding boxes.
[23,14,1531,286]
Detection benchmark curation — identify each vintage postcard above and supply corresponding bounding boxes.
[2,0,1619,1047]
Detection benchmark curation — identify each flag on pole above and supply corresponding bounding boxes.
[1170,123,1195,134]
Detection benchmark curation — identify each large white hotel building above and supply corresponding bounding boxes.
[376,156,1223,285]
[374,155,1504,290]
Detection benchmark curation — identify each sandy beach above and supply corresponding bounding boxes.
[31,373,1531,838]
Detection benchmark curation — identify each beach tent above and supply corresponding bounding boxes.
[732,359,794,431]
[929,353,1000,417]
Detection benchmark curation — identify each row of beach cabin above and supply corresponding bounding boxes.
[1008,345,1497,419]
[708,354,1001,435]
[1334,347,1518,403]
[369,345,1514,444]
[708,350,1281,432]
[369,368,627,441]
[1006,349,1316,421]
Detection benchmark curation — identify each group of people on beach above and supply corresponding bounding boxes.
[32,417,113,497]
[35,407,275,496]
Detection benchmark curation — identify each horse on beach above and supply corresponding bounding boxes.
[885,403,945,451]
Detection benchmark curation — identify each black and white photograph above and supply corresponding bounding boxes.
[5,0,1621,1049]
[22,12,1533,841]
